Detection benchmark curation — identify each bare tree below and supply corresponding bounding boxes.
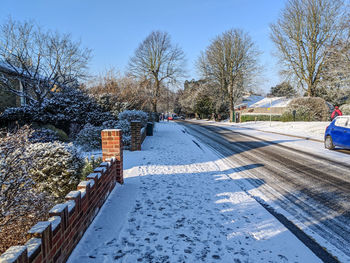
[128,31,186,112]
[198,29,260,122]
[270,0,347,97]
[87,68,155,113]
[0,18,91,106]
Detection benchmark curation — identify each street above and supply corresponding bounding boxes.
[179,120,350,262]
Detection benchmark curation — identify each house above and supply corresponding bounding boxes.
[0,62,27,113]
[235,95,292,122]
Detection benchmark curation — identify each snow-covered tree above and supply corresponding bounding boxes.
[0,18,91,106]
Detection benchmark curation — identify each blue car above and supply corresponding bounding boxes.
[324,116,350,150]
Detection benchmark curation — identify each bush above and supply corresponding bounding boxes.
[27,141,84,199]
[74,110,148,151]
[340,104,350,115]
[115,119,131,149]
[0,126,53,253]
[96,94,131,118]
[281,97,330,121]
[30,128,60,143]
[27,124,69,143]
[240,115,282,122]
[75,124,103,151]
[41,125,69,142]
[81,155,103,179]
[0,86,114,134]
[74,119,132,151]
[118,110,148,128]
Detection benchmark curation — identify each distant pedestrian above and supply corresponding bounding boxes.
[331,106,342,121]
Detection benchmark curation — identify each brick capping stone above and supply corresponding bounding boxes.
[0,129,123,263]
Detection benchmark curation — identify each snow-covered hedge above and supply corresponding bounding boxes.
[0,86,114,133]
[281,97,330,121]
[27,141,84,199]
[29,125,69,143]
[340,104,350,115]
[96,94,131,118]
[114,119,131,149]
[74,119,132,150]
[74,110,148,151]
[75,124,103,151]
[30,128,60,143]
[0,126,54,253]
[118,110,148,128]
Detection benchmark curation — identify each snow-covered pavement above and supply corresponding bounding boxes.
[68,122,320,262]
[205,120,329,141]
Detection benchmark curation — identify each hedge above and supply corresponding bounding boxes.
[240,115,282,122]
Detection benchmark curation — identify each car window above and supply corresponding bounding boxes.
[334,117,348,128]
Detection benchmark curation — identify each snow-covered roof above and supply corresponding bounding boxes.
[250,97,291,108]
[237,95,292,108]
[0,60,59,85]
[240,95,265,107]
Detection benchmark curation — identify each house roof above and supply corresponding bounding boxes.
[236,95,292,109]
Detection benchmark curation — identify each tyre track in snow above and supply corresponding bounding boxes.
[179,120,350,261]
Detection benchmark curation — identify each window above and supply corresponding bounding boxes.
[334,117,348,128]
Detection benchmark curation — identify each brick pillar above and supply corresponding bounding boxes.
[131,121,141,151]
[101,129,123,184]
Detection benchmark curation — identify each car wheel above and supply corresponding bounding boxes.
[325,136,335,150]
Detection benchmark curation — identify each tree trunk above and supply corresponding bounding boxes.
[307,84,316,97]
[152,78,160,113]
[229,85,234,122]
[152,98,157,113]
[306,76,317,97]
[229,93,234,122]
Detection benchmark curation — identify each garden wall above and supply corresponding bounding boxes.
[0,129,123,263]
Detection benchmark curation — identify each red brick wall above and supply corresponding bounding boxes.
[101,129,123,184]
[0,129,123,263]
[130,121,141,151]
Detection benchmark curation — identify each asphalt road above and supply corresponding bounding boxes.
[179,120,350,262]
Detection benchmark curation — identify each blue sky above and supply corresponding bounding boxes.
[1,0,287,92]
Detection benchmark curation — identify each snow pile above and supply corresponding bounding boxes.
[68,122,320,263]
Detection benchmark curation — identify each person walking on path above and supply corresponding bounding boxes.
[331,106,343,121]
